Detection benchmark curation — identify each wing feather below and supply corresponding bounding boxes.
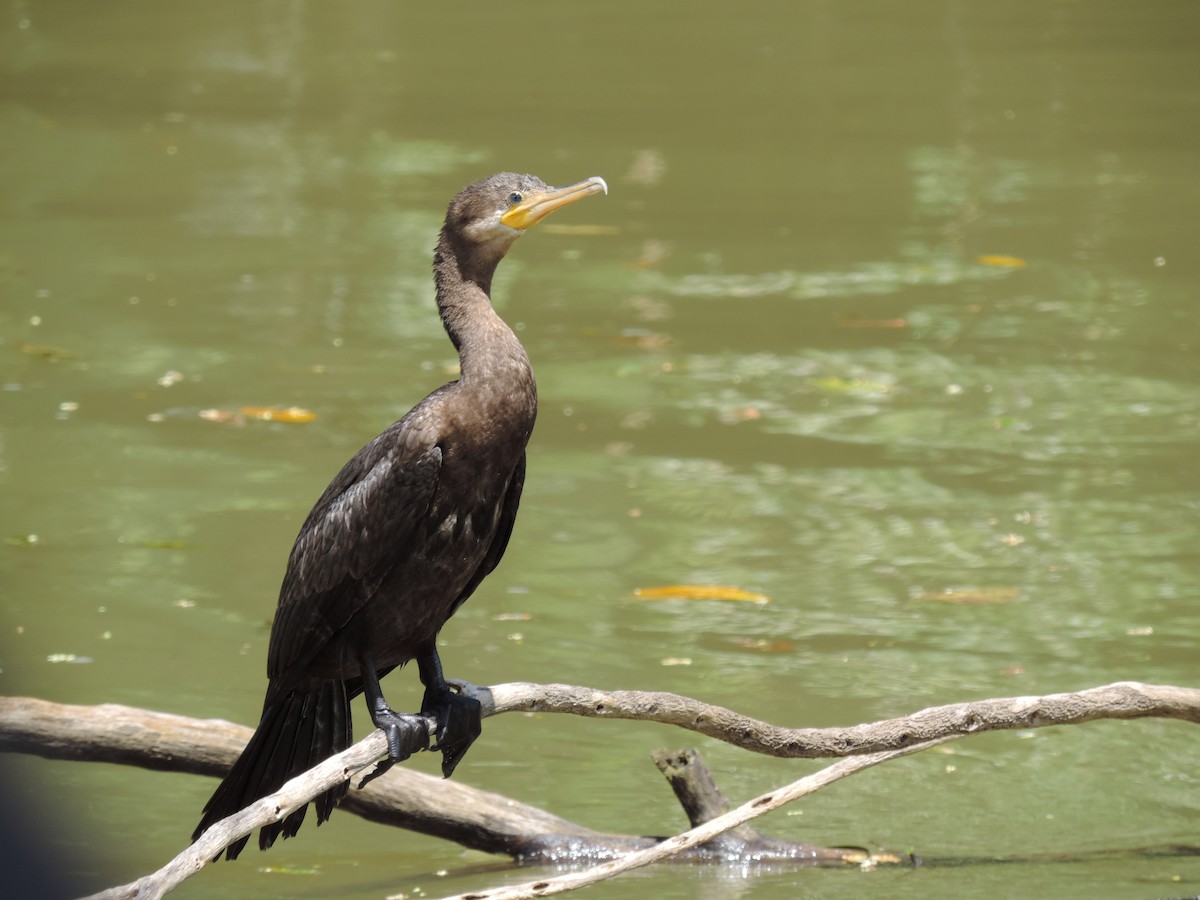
[266,434,443,683]
[447,453,525,617]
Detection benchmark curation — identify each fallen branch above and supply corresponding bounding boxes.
[436,737,947,900]
[0,694,860,900]
[5,682,1193,776]
[0,681,1195,898]
[81,729,391,900]
[0,697,707,860]
[471,680,1200,756]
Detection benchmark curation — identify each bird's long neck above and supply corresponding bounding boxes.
[433,230,534,397]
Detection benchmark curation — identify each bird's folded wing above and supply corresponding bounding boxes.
[264,439,443,683]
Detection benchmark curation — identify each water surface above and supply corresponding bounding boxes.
[1,2,1197,898]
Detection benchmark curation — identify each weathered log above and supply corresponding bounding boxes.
[1,679,1195,899]
[0,695,848,865]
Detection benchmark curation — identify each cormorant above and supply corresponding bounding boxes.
[193,173,608,859]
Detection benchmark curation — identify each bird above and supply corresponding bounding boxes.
[193,172,608,859]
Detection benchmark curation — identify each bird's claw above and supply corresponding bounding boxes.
[422,684,482,778]
[358,708,430,788]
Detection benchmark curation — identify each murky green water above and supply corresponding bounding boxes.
[2,2,1198,898]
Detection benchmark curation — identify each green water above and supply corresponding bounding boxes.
[1,2,1197,898]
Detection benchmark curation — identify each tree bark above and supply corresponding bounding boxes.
[470,679,1200,755]
[0,680,1196,899]
[0,695,834,863]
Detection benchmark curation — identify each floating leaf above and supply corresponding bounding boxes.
[917,587,1020,605]
[258,865,319,876]
[5,534,40,546]
[807,376,894,395]
[976,254,1027,269]
[727,636,797,653]
[134,539,190,550]
[718,406,762,424]
[239,406,317,424]
[198,406,318,425]
[838,315,908,329]
[11,340,77,361]
[540,223,620,236]
[609,330,674,351]
[634,585,770,605]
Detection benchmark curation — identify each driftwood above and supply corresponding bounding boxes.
[0,694,857,866]
[0,695,631,859]
[436,737,949,900]
[0,680,1196,899]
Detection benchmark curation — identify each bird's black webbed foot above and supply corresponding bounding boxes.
[421,681,482,777]
[355,650,431,788]
[418,647,482,778]
[359,705,430,788]
[372,705,431,761]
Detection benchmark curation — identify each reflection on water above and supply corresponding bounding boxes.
[1,2,1198,898]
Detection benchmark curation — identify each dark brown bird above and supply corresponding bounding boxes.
[194,173,608,859]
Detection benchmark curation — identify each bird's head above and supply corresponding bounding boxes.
[443,173,608,263]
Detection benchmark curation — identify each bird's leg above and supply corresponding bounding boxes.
[417,644,482,778]
[357,652,430,788]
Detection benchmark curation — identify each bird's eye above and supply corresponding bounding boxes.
[507,191,523,206]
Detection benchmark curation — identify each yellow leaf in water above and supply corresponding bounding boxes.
[719,406,762,424]
[238,406,318,424]
[976,255,1027,269]
[807,376,893,394]
[838,315,908,330]
[609,330,674,351]
[259,865,320,876]
[917,587,1020,605]
[134,539,190,550]
[634,585,770,604]
[11,340,78,361]
[727,636,797,653]
[540,223,621,236]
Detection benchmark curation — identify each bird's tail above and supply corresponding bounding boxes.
[193,680,352,860]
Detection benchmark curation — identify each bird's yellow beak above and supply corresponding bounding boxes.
[500,176,608,230]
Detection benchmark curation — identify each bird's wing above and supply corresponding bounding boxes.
[447,452,526,618]
[265,430,443,684]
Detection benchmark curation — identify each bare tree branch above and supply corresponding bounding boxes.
[435,737,947,900]
[0,680,1195,899]
[0,696,623,858]
[79,730,392,900]
[470,680,1200,756]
